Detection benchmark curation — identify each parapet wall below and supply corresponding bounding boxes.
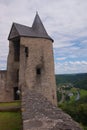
[22,90,82,130]
[0,70,7,102]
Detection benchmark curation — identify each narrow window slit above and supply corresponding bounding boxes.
[25,47,28,57]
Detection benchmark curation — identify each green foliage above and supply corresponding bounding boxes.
[83,126,87,130]
[59,95,87,127]
[56,73,87,129]
[60,102,87,124]
[74,78,87,90]
[58,88,87,130]
[80,89,87,98]
[65,95,70,101]
[57,91,62,102]
[56,73,87,90]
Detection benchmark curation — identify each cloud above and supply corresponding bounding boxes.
[0,0,87,74]
[56,57,67,61]
[55,61,87,74]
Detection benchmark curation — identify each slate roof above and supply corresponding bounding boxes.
[8,13,53,42]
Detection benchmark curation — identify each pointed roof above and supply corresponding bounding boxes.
[32,13,50,38]
[8,13,53,42]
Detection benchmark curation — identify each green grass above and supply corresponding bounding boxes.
[69,88,78,101]
[0,112,22,130]
[0,102,22,130]
[80,89,87,98]
[0,101,21,107]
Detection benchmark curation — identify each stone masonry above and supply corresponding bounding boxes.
[7,13,57,105]
[19,37,57,105]
[0,13,82,130]
[0,70,7,102]
[22,89,82,130]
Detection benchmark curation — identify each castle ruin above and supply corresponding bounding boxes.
[0,13,57,105]
[0,13,82,130]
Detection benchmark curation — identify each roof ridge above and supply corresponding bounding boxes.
[13,22,31,29]
[13,23,20,35]
[8,23,20,40]
[8,14,53,42]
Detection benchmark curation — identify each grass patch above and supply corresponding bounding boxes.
[80,89,87,98]
[0,112,22,130]
[0,101,21,107]
[0,102,22,130]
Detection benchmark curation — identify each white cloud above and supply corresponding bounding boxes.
[56,57,67,61]
[55,61,87,74]
[0,0,87,74]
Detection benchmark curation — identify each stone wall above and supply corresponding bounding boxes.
[20,37,57,106]
[22,90,82,130]
[0,70,7,102]
[20,37,82,130]
[6,37,57,104]
[6,40,20,101]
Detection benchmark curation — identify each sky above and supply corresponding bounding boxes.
[0,0,87,74]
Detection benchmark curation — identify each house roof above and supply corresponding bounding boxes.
[8,13,53,42]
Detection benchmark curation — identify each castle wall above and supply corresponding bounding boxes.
[5,37,57,104]
[0,70,7,102]
[22,90,82,130]
[19,37,57,106]
[6,41,20,101]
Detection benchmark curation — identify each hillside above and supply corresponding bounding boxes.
[58,87,87,129]
[56,73,87,130]
[56,73,87,90]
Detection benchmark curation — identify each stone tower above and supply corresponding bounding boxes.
[7,13,57,105]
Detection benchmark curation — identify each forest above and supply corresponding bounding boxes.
[56,73,87,130]
[56,73,87,90]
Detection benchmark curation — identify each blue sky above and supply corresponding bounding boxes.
[0,0,87,74]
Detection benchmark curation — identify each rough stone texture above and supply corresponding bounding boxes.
[0,14,82,130]
[6,40,20,101]
[1,37,57,105]
[19,37,57,106]
[0,70,7,102]
[2,14,57,104]
[6,37,57,105]
[22,89,82,130]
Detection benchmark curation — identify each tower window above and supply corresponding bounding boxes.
[25,47,28,57]
[14,42,20,61]
[36,68,41,75]
[16,69,19,82]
